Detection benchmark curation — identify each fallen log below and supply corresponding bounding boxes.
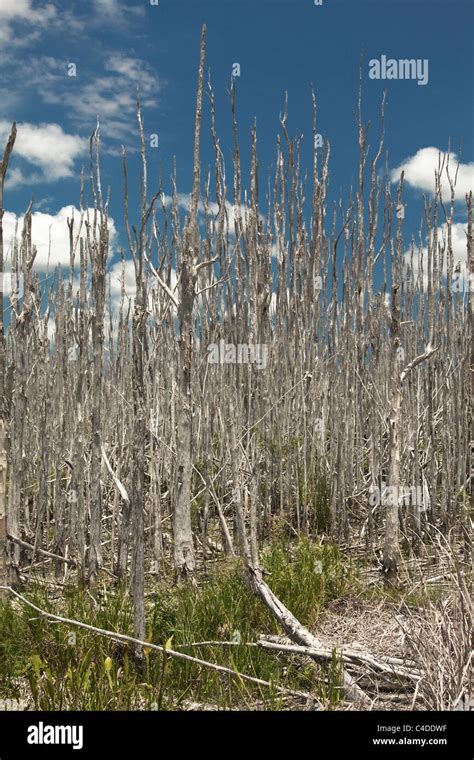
[246,565,372,706]
[7,534,116,579]
[175,635,421,683]
[257,635,421,682]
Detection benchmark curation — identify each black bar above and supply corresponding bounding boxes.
[0,710,470,758]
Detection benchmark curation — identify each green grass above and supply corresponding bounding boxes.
[361,582,444,608]
[0,538,354,710]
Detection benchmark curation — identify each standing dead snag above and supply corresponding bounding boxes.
[383,277,438,580]
[130,274,147,639]
[382,185,439,582]
[121,87,163,637]
[173,24,207,580]
[225,391,370,705]
[12,205,38,579]
[130,92,160,640]
[0,423,6,594]
[87,124,109,585]
[467,191,473,564]
[0,123,16,595]
[383,279,402,581]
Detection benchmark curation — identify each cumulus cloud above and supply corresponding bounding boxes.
[109,259,137,302]
[35,54,161,142]
[0,0,141,54]
[270,289,291,317]
[109,259,178,303]
[391,147,474,202]
[107,259,179,330]
[0,121,86,188]
[0,4,159,144]
[0,0,55,21]
[94,0,118,13]
[405,221,470,291]
[0,1,57,46]
[163,193,265,235]
[2,206,117,271]
[4,167,44,188]
[93,0,145,21]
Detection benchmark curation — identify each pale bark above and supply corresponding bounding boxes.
[173,25,206,580]
[0,123,16,593]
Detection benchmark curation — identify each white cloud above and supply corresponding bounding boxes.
[0,0,56,22]
[94,0,118,13]
[38,55,161,142]
[109,259,137,301]
[0,121,85,188]
[391,147,474,201]
[4,167,44,188]
[163,193,265,235]
[0,1,57,46]
[93,0,145,21]
[3,206,117,271]
[105,55,157,92]
[270,289,290,316]
[109,259,179,316]
[405,221,469,291]
[0,0,32,20]
[46,317,56,342]
[271,241,285,263]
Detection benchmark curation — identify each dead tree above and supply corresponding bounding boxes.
[128,93,160,638]
[0,123,16,594]
[87,125,109,584]
[173,25,206,580]
[0,45,470,644]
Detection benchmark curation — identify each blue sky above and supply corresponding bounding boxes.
[0,0,472,284]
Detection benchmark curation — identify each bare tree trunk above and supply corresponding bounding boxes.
[383,276,439,580]
[87,127,109,584]
[0,123,16,594]
[383,282,402,581]
[129,97,150,641]
[173,25,206,580]
[0,421,7,593]
[130,293,146,639]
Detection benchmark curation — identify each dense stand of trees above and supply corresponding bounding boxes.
[0,29,471,659]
